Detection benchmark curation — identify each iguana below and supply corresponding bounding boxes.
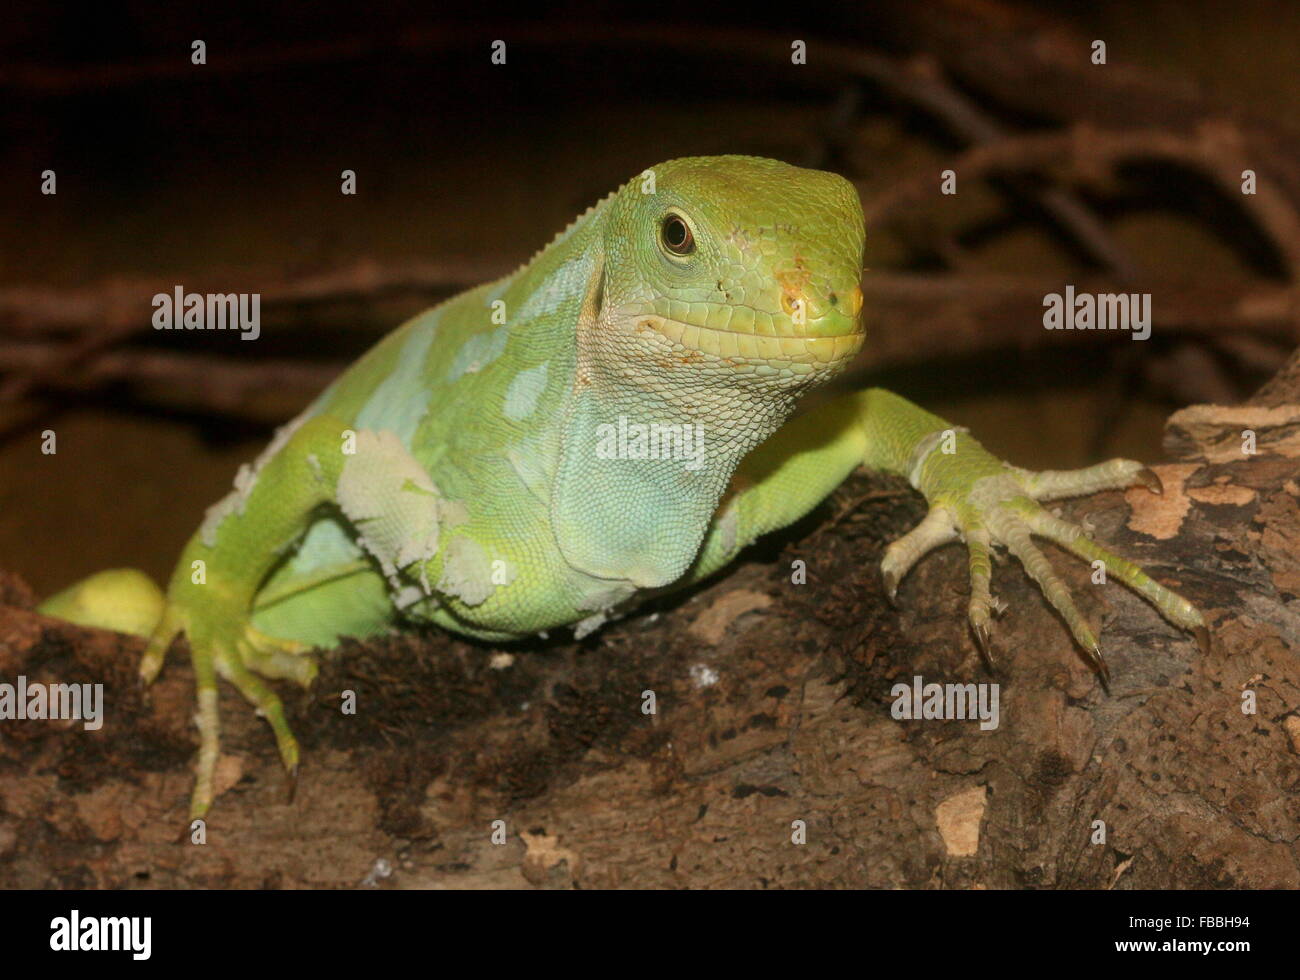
[40,156,1207,820]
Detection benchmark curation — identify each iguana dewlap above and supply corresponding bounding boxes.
[40,156,1206,820]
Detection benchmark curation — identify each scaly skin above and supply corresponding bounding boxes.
[39,156,1206,820]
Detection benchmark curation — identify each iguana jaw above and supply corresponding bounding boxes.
[636,305,864,377]
[642,315,862,373]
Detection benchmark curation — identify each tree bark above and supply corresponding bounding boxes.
[3,350,1298,888]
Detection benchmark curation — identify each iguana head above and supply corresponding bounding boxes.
[589,155,865,393]
[555,157,866,587]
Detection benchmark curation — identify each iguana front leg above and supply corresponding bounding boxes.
[686,387,1207,677]
[140,417,447,819]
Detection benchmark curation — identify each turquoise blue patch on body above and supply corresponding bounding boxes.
[354,309,441,444]
[288,516,364,574]
[503,362,550,420]
[447,323,510,382]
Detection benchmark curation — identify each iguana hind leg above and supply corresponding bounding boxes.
[139,414,353,819]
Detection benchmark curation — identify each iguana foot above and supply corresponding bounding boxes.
[882,455,1207,684]
[141,597,317,820]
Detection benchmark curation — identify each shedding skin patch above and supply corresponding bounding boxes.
[437,535,496,606]
[391,583,426,611]
[571,578,639,638]
[575,580,637,614]
[336,430,444,589]
[199,413,309,546]
[504,362,549,420]
[200,489,243,549]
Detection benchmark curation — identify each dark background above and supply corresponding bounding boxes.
[2,0,1296,594]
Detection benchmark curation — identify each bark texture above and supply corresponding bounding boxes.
[2,353,1298,889]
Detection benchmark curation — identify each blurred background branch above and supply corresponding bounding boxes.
[4,4,1300,426]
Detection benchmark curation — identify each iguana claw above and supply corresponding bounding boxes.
[887,452,1205,688]
[1135,466,1164,495]
[882,568,899,606]
[972,620,996,674]
[1194,625,1212,657]
[1088,644,1112,694]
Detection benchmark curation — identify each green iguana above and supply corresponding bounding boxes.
[40,156,1207,820]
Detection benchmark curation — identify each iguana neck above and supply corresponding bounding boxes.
[545,226,817,587]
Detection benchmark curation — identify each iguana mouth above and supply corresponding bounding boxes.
[639,315,864,373]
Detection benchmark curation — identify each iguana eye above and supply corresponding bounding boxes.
[660,214,694,255]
